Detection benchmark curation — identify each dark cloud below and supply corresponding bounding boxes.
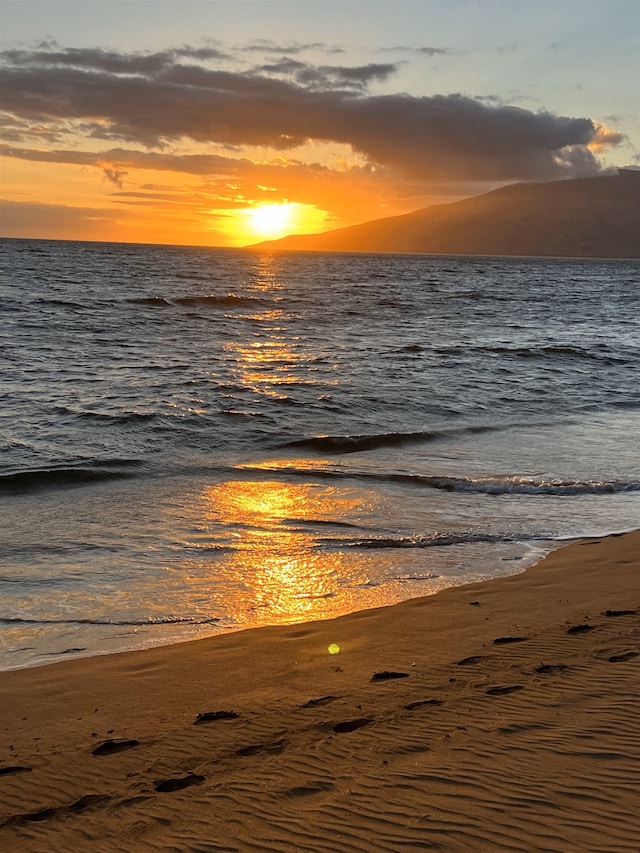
[240,40,343,55]
[1,47,175,75]
[0,113,65,143]
[256,58,398,91]
[0,142,251,176]
[381,45,455,57]
[0,44,229,76]
[177,45,230,62]
[0,142,354,190]
[102,166,127,188]
[416,46,455,57]
[0,45,623,181]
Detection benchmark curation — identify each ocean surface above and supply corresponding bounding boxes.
[1,238,639,670]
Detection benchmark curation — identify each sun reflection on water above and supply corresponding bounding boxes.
[224,335,304,397]
[202,477,366,624]
[223,255,333,401]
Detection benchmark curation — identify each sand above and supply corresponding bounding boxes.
[1,531,639,852]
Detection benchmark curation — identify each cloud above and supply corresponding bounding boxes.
[0,141,429,225]
[0,198,120,239]
[0,44,230,75]
[380,45,455,57]
[101,166,127,188]
[0,45,624,183]
[240,40,343,55]
[256,58,398,91]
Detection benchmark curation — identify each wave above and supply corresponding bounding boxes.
[53,406,158,424]
[435,343,630,364]
[128,296,172,306]
[34,298,86,309]
[419,475,640,496]
[241,462,640,496]
[283,517,366,530]
[0,615,220,627]
[128,294,266,308]
[0,461,141,493]
[281,426,497,454]
[176,294,265,307]
[338,531,531,550]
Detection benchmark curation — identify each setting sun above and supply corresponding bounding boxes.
[226,201,328,246]
[248,203,293,238]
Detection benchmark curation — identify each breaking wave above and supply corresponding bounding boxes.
[420,476,640,496]
[281,425,498,454]
[0,461,141,492]
[241,462,638,496]
[0,615,220,627]
[336,531,535,550]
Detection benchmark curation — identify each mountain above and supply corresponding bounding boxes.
[251,171,640,258]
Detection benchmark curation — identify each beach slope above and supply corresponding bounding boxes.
[1,532,639,852]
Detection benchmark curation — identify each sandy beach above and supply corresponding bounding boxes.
[1,531,639,852]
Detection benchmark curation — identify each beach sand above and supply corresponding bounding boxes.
[1,532,639,852]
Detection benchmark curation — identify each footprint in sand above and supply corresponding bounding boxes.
[493,636,528,645]
[91,738,140,756]
[283,781,335,798]
[154,774,205,793]
[535,663,568,674]
[7,795,110,826]
[300,695,338,708]
[0,765,32,776]
[193,710,239,725]
[332,718,373,733]
[371,671,410,682]
[405,699,443,710]
[236,740,286,757]
[608,651,639,663]
[486,685,524,696]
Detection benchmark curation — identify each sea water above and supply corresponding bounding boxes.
[1,239,639,669]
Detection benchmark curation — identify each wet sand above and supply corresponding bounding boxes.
[1,531,639,852]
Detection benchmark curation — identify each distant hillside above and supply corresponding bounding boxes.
[252,172,640,258]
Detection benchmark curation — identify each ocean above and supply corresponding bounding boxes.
[1,238,639,670]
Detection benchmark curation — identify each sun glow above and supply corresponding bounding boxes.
[248,203,294,238]
[223,201,328,245]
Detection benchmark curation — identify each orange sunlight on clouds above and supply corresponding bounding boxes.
[0,7,633,248]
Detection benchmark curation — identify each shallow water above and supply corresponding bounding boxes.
[1,239,639,668]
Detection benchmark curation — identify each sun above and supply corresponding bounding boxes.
[223,201,328,246]
[247,203,294,239]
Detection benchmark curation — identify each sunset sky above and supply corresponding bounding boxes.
[1,0,638,247]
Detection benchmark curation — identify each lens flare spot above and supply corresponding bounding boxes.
[328,643,341,655]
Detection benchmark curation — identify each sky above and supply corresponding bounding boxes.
[0,0,638,247]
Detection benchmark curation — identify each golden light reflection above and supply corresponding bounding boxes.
[225,336,298,397]
[223,254,336,401]
[203,478,364,623]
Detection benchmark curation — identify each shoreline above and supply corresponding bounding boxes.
[0,531,559,674]
[1,531,639,851]
[0,528,625,674]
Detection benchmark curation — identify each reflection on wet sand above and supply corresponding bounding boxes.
[202,478,370,623]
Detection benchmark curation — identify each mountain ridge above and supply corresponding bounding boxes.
[250,173,640,258]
